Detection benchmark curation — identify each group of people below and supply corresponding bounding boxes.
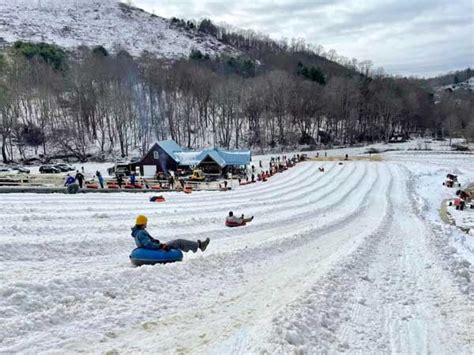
[238,154,304,186]
[131,210,254,255]
[445,174,472,211]
[454,189,472,210]
[63,170,143,190]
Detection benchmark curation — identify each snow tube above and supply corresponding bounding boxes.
[66,184,79,194]
[151,185,161,190]
[150,195,166,203]
[124,183,143,189]
[225,220,246,228]
[184,187,193,194]
[86,183,98,189]
[130,248,183,266]
[107,183,119,189]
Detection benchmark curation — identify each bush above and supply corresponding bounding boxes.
[13,41,66,70]
[296,62,326,85]
[189,49,204,60]
[92,46,109,57]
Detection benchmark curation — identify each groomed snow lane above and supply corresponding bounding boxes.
[0,160,472,354]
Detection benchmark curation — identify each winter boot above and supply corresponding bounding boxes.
[199,238,210,252]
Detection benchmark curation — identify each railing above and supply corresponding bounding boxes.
[0,174,224,192]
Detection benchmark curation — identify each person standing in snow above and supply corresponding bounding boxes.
[168,175,175,189]
[64,174,76,186]
[116,174,124,188]
[130,172,137,186]
[96,171,105,189]
[64,174,79,194]
[131,215,210,253]
[75,170,84,188]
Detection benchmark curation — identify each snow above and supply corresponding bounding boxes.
[1,142,473,353]
[0,0,237,58]
[437,76,474,92]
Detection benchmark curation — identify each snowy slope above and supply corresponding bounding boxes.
[0,0,236,58]
[437,77,474,93]
[0,149,473,353]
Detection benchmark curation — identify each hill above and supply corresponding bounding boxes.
[0,0,236,58]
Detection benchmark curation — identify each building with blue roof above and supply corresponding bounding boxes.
[131,140,251,177]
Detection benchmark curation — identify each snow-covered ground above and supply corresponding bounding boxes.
[0,0,236,58]
[1,145,473,354]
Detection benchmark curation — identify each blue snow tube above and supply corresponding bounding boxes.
[129,248,183,266]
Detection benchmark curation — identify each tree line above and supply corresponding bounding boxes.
[0,37,472,163]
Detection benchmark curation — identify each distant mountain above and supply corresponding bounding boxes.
[426,68,474,88]
[0,0,237,58]
[437,77,474,93]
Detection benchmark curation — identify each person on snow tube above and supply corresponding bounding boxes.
[225,211,254,227]
[132,215,210,253]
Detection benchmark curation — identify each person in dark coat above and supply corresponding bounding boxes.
[75,170,84,188]
[116,175,124,188]
[225,211,254,226]
[168,175,175,189]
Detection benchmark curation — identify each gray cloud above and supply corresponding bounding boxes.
[134,0,474,77]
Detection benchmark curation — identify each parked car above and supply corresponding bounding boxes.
[54,163,75,172]
[39,165,61,174]
[10,165,30,174]
[108,163,131,177]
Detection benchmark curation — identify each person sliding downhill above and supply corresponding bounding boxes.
[131,215,210,253]
[225,211,254,227]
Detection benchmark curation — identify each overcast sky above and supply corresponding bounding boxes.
[133,0,473,78]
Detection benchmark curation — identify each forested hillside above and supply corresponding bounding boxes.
[0,9,472,163]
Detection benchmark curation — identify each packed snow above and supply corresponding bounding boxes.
[0,144,473,354]
[0,0,236,58]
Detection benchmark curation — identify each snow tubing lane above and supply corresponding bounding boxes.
[129,248,183,266]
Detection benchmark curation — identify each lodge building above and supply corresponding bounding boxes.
[129,140,251,177]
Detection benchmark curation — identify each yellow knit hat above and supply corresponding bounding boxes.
[135,215,148,225]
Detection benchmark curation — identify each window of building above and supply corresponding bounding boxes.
[154,151,159,160]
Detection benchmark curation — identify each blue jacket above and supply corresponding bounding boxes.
[65,176,76,186]
[131,226,161,250]
[130,174,136,184]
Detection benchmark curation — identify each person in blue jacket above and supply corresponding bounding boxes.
[96,171,105,189]
[64,174,76,186]
[132,215,210,252]
[130,172,137,186]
